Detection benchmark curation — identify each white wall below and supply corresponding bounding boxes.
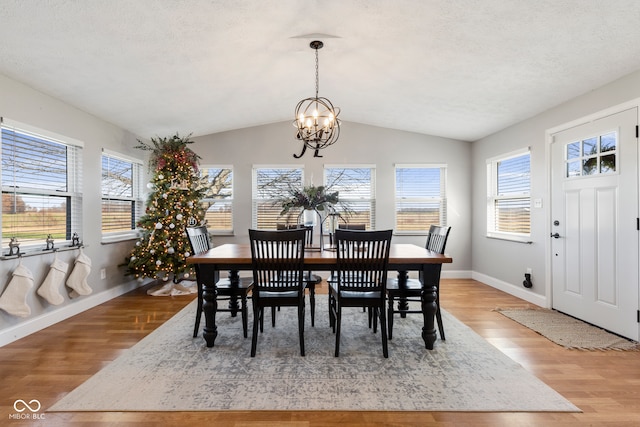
[0,74,145,345]
[191,120,472,276]
[471,69,640,305]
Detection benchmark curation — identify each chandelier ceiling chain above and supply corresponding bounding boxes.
[293,40,340,158]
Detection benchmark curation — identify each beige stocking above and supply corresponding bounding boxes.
[66,251,92,297]
[37,258,69,305]
[0,263,34,318]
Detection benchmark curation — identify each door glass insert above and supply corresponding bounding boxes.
[565,131,617,178]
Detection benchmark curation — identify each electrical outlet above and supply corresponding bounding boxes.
[526,268,532,275]
[100,268,106,280]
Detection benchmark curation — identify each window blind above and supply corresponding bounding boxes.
[395,165,447,232]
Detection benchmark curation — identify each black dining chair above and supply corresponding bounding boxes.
[276,223,322,326]
[186,226,253,338]
[328,229,393,357]
[248,228,307,357]
[387,225,451,340]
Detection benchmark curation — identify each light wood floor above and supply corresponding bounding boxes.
[1,278,638,426]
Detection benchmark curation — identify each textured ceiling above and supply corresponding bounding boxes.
[1,0,640,142]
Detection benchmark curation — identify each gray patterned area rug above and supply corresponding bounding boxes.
[49,299,579,412]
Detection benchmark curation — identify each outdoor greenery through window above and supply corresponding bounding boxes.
[565,131,617,178]
[101,152,143,236]
[486,148,531,240]
[202,166,233,232]
[252,166,303,229]
[325,166,375,229]
[1,119,83,249]
[395,165,447,233]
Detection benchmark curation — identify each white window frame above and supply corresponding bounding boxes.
[252,165,304,229]
[394,164,447,234]
[201,165,234,235]
[1,118,84,251]
[324,165,376,230]
[486,147,531,243]
[101,149,144,243]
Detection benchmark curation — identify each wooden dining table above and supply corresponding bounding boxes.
[187,243,452,350]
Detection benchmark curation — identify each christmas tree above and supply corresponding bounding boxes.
[127,133,207,285]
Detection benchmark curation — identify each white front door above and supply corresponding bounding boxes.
[550,107,639,341]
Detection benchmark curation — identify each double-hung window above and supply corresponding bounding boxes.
[101,151,143,240]
[324,166,375,229]
[395,164,447,233]
[486,148,531,241]
[252,166,303,229]
[1,118,83,250]
[201,165,234,233]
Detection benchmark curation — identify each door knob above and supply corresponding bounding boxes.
[550,233,560,239]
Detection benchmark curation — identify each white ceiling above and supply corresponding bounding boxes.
[2,0,640,142]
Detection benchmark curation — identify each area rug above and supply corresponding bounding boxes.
[49,300,579,413]
[496,308,639,351]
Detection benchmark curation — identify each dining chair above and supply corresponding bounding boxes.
[186,226,253,338]
[276,223,322,326]
[248,228,307,357]
[338,223,367,230]
[387,225,451,340]
[328,229,393,357]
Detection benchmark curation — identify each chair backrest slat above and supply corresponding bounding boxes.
[186,226,211,255]
[249,229,306,292]
[335,229,393,292]
[425,225,451,255]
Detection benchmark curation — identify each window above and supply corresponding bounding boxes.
[252,166,303,229]
[325,166,375,229]
[101,151,143,238]
[395,164,447,233]
[565,131,617,178]
[487,148,531,240]
[201,166,233,233]
[1,118,83,249]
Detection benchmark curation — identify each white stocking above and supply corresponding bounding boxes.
[0,264,34,318]
[37,258,69,305]
[66,251,92,297]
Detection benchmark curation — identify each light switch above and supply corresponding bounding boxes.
[534,198,542,208]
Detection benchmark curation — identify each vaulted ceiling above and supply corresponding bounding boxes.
[2,0,640,142]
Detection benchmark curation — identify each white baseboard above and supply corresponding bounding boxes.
[441,270,472,279]
[471,271,547,307]
[0,280,143,347]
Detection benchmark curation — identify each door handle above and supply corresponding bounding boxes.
[550,233,560,239]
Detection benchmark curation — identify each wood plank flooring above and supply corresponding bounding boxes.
[1,279,638,426]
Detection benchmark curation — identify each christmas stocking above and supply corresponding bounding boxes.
[66,251,92,297]
[37,258,69,305]
[0,264,34,318]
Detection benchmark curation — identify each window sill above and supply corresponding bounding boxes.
[101,233,139,245]
[486,233,532,244]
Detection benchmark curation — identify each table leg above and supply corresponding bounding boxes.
[228,270,240,317]
[421,285,437,350]
[421,264,442,350]
[396,271,409,318]
[201,265,218,347]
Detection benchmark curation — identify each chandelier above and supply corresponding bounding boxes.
[293,40,340,158]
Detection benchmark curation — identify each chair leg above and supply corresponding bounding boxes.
[250,301,260,357]
[241,295,248,338]
[308,284,316,327]
[271,306,276,327]
[298,303,306,356]
[380,303,389,358]
[193,284,203,338]
[334,305,342,357]
[387,295,395,340]
[436,305,445,340]
[328,293,335,330]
